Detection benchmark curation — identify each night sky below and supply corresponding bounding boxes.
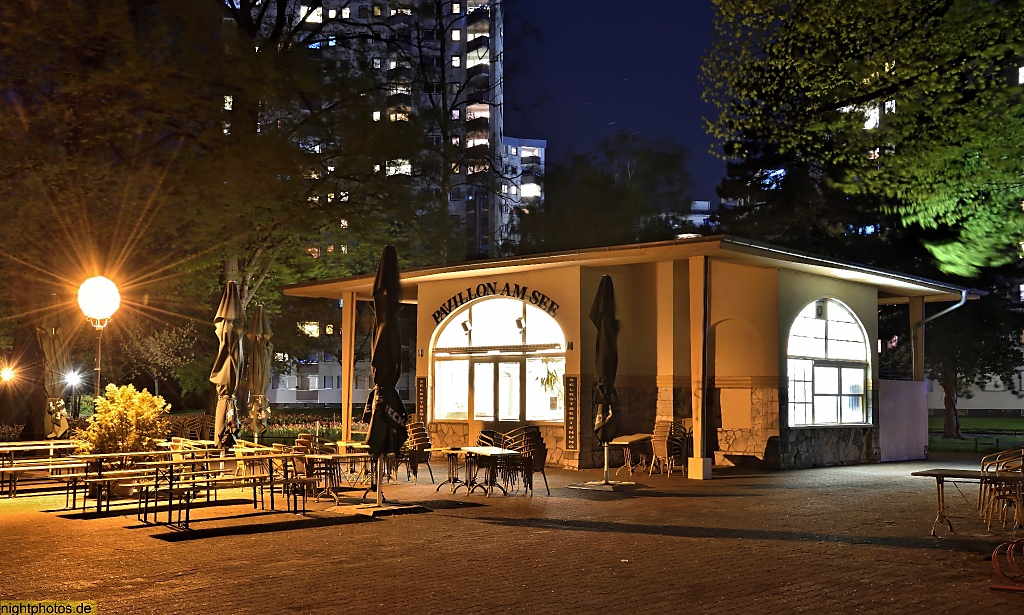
[503,0,724,205]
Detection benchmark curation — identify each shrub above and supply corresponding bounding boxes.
[74,384,170,464]
[0,423,24,442]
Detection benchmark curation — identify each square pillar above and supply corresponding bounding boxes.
[688,256,713,479]
[339,292,357,442]
[909,296,925,382]
[655,261,675,423]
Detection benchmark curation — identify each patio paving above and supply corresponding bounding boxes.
[2,453,1021,613]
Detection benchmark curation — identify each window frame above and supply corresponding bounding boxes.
[786,298,870,427]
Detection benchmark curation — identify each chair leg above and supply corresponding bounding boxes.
[541,470,549,496]
[426,461,434,484]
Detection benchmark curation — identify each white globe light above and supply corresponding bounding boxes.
[65,371,82,386]
[78,276,121,323]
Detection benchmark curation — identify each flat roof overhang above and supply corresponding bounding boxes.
[283,235,980,305]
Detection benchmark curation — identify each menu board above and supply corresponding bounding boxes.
[564,376,578,451]
[416,377,427,422]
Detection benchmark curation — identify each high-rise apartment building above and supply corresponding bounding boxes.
[284,0,532,258]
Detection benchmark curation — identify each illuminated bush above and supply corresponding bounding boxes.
[74,384,170,462]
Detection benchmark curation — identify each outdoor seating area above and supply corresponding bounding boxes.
[0,421,560,531]
[911,447,1024,537]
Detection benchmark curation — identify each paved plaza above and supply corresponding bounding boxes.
[2,453,1022,614]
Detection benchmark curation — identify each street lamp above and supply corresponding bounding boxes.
[78,276,120,398]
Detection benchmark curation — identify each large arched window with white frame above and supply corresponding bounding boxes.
[787,298,870,426]
[432,297,567,423]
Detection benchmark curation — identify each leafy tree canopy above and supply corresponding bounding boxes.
[704,0,1024,276]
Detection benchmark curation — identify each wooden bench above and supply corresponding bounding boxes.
[1,461,87,500]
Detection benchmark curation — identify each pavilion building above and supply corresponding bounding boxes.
[283,236,974,477]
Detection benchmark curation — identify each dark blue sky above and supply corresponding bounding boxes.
[503,0,724,204]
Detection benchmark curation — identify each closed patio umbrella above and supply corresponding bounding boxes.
[35,295,70,439]
[246,304,273,441]
[591,275,620,483]
[362,245,408,505]
[210,281,243,449]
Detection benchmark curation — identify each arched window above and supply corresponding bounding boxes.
[432,297,566,423]
[787,299,869,426]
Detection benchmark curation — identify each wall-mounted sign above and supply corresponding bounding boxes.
[565,376,579,451]
[432,281,560,324]
[416,377,427,422]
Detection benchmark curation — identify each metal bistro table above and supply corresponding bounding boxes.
[305,452,372,504]
[609,434,652,476]
[426,447,468,493]
[462,446,520,497]
[912,468,1024,537]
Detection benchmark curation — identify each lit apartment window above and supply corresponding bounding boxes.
[373,5,382,17]
[342,7,350,18]
[452,30,461,41]
[372,111,381,121]
[884,99,895,114]
[863,106,880,130]
[451,55,461,68]
[223,95,233,111]
[452,3,462,14]
[328,9,336,18]
[328,36,336,46]
[451,135,461,146]
[451,109,461,120]
[372,58,382,69]
[389,111,410,121]
[340,218,349,228]
[466,51,489,68]
[521,184,541,198]
[1019,66,1024,84]
[387,159,412,175]
[390,59,398,70]
[467,138,488,148]
[300,6,323,23]
[501,184,508,194]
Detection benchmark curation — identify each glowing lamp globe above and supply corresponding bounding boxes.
[65,371,82,387]
[78,276,121,327]
[0,366,15,383]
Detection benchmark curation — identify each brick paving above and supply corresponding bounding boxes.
[2,453,1022,614]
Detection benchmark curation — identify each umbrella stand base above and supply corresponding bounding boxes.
[566,480,637,492]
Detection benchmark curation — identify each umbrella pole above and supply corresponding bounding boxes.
[603,443,610,485]
[374,456,384,507]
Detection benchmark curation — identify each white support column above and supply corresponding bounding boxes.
[688,256,713,479]
[909,296,925,382]
[655,261,676,423]
[339,292,357,442]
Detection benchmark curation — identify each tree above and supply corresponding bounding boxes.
[704,0,1024,276]
[0,1,432,416]
[514,133,694,253]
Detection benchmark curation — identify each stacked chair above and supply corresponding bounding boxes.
[505,426,549,496]
[397,422,434,484]
[649,419,691,476]
[978,447,1024,531]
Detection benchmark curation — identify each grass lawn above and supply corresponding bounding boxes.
[928,416,1024,453]
[927,417,1024,432]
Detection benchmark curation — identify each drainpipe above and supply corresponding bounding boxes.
[910,289,968,377]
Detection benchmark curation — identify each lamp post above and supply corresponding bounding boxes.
[78,276,120,398]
